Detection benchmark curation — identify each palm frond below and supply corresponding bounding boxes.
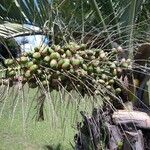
[0,22,43,39]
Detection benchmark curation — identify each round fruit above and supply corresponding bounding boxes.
[117,46,123,53]
[88,65,94,73]
[100,52,106,59]
[82,64,88,71]
[62,62,70,70]
[106,85,112,90]
[80,44,86,50]
[25,70,32,78]
[58,59,64,67]
[33,52,41,59]
[4,59,14,66]
[63,58,70,64]
[44,56,50,62]
[71,58,81,66]
[98,79,105,84]
[27,61,34,68]
[112,69,117,76]
[48,48,54,54]
[29,64,38,72]
[50,52,60,60]
[59,49,65,54]
[110,63,116,69]
[66,50,72,57]
[95,67,101,74]
[52,45,61,52]
[37,69,42,75]
[50,59,58,68]
[42,80,49,86]
[86,50,94,56]
[108,79,114,85]
[122,62,128,68]
[115,88,122,94]
[92,60,99,67]
[112,48,117,53]
[101,74,108,80]
[20,56,28,64]
[8,70,16,77]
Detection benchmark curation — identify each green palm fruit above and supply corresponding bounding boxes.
[29,64,38,72]
[86,50,94,56]
[44,56,50,62]
[47,74,51,80]
[37,69,42,75]
[82,64,88,71]
[42,80,49,86]
[69,68,75,74]
[27,61,34,68]
[25,70,32,78]
[108,79,114,85]
[62,53,66,58]
[4,59,14,66]
[88,65,94,73]
[106,85,111,90]
[63,58,70,64]
[100,52,106,59]
[101,74,108,80]
[112,69,117,76]
[22,52,28,56]
[80,44,86,50]
[59,49,65,54]
[71,58,81,66]
[62,62,70,70]
[112,48,117,53]
[20,56,28,64]
[33,52,41,59]
[51,45,61,52]
[58,59,64,67]
[96,67,101,74]
[50,52,60,60]
[50,59,58,68]
[47,48,54,54]
[110,63,116,69]
[115,88,122,94]
[79,51,86,58]
[121,62,128,68]
[92,60,99,67]
[41,48,48,55]
[8,70,16,77]
[98,79,105,84]
[66,50,72,57]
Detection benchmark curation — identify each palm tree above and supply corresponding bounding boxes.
[0,0,149,52]
[0,1,150,149]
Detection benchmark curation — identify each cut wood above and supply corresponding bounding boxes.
[112,110,150,129]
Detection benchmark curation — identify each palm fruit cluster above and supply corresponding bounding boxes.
[2,42,132,96]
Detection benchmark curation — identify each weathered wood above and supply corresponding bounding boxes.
[112,110,150,129]
[123,130,144,150]
[105,123,123,150]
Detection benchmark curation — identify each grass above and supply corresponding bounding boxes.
[0,84,102,150]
